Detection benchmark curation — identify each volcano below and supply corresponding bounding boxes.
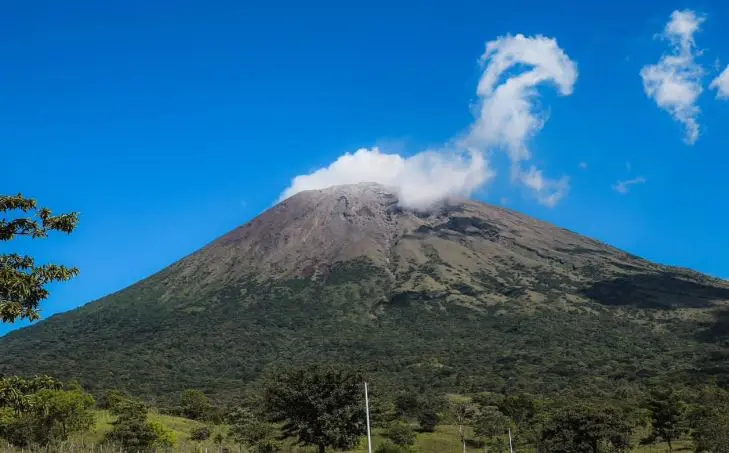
[2,183,729,401]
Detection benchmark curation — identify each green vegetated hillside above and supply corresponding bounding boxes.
[2,183,729,403]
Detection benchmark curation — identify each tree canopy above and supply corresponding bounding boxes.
[645,387,688,452]
[0,194,79,323]
[540,405,632,453]
[0,376,94,447]
[263,365,366,453]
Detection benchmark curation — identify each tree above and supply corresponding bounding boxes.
[393,392,442,433]
[213,432,225,448]
[0,375,62,413]
[450,400,477,453]
[0,194,79,323]
[100,389,132,411]
[0,377,94,447]
[106,396,158,452]
[190,426,211,441]
[395,393,420,418]
[28,389,95,443]
[180,388,213,420]
[263,366,366,453]
[416,409,439,433]
[149,421,177,448]
[385,421,416,447]
[230,418,278,452]
[227,405,281,453]
[689,385,729,453]
[498,393,536,428]
[646,387,687,452]
[541,406,632,453]
[473,406,511,452]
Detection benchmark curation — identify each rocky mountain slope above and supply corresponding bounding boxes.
[2,183,729,401]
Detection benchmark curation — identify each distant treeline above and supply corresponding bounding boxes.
[3,366,729,453]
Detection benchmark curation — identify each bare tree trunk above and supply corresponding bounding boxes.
[460,423,466,453]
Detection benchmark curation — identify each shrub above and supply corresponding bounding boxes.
[150,421,177,447]
[376,441,415,453]
[416,410,439,433]
[385,421,416,446]
[190,426,211,441]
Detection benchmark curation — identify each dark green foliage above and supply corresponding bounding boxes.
[395,393,420,419]
[416,410,439,433]
[263,366,366,453]
[190,426,210,441]
[393,392,442,432]
[4,251,729,404]
[375,441,415,453]
[691,386,729,453]
[645,387,688,452]
[498,394,537,428]
[540,405,633,453]
[0,194,79,322]
[179,388,213,421]
[227,405,281,452]
[385,421,416,446]
[473,406,511,442]
[105,395,165,452]
[99,389,132,411]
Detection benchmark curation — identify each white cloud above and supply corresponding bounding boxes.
[579,161,588,169]
[710,65,729,99]
[280,33,577,209]
[640,9,706,145]
[612,176,646,195]
[519,166,570,207]
[279,147,493,211]
[467,34,578,164]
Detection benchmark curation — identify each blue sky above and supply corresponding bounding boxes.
[3,0,729,334]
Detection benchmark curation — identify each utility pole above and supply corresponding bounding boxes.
[365,382,373,453]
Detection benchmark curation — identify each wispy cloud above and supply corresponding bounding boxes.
[710,65,729,99]
[280,34,578,209]
[520,166,570,207]
[579,162,588,170]
[467,34,577,205]
[612,176,646,195]
[640,9,706,145]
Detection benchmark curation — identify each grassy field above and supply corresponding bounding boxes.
[0,410,694,453]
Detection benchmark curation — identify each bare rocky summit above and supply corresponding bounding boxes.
[165,182,729,310]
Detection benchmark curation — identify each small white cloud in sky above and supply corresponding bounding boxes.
[710,65,729,99]
[281,34,577,209]
[519,166,570,207]
[612,176,646,195]
[640,9,706,145]
[579,162,588,170]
